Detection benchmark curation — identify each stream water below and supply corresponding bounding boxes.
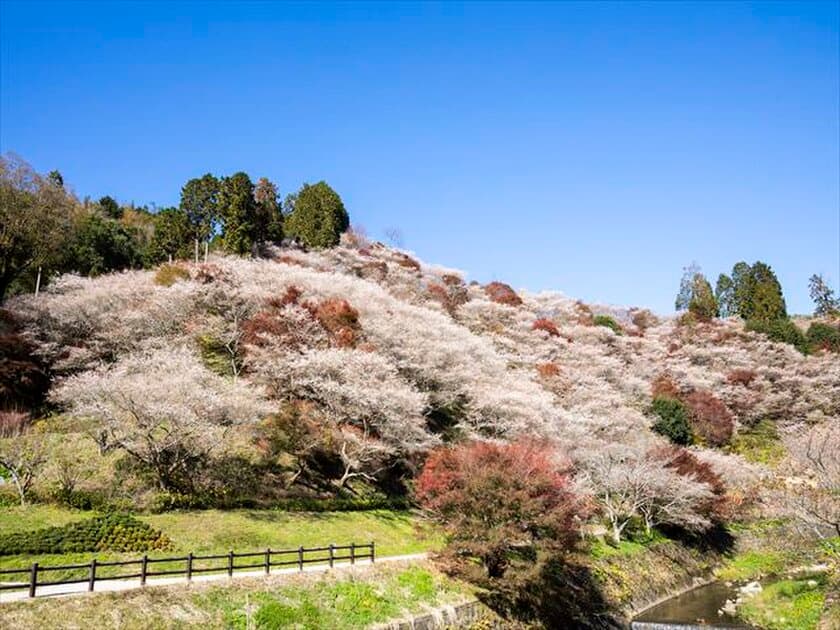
[631,581,754,629]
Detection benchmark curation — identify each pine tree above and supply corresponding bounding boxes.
[217,172,257,256]
[284,181,349,248]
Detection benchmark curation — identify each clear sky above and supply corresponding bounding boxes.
[1,1,838,314]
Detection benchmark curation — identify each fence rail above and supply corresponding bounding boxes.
[0,541,374,598]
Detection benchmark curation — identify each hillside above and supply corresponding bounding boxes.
[3,238,839,511]
[1,237,839,627]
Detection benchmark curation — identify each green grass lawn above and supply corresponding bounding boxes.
[0,562,476,629]
[738,575,828,630]
[0,505,443,585]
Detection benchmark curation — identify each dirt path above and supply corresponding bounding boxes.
[0,552,428,603]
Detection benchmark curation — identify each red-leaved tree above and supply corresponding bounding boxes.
[415,440,583,579]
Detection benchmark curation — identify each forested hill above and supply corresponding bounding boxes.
[1,153,838,549]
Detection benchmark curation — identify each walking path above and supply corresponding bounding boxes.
[0,552,428,603]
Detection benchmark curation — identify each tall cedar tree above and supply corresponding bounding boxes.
[218,172,257,255]
[148,207,193,263]
[253,177,284,246]
[180,174,220,256]
[285,181,349,248]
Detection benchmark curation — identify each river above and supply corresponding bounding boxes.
[631,580,754,629]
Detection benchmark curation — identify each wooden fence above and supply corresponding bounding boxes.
[0,541,374,598]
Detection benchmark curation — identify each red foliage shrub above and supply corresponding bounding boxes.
[684,391,734,447]
[651,373,681,400]
[483,281,522,307]
[313,298,361,348]
[536,362,561,378]
[266,286,303,310]
[532,318,561,337]
[726,369,757,387]
[415,440,583,579]
[241,311,298,348]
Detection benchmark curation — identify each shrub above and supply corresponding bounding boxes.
[593,314,622,335]
[684,390,734,447]
[483,281,522,307]
[394,253,421,271]
[312,298,361,348]
[805,322,840,353]
[153,263,190,287]
[532,318,561,337]
[427,282,468,315]
[536,362,561,378]
[651,373,681,399]
[726,369,757,387]
[415,440,582,580]
[0,512,172,555]
[630,308,659,333]
[746,318,808,354]
[650,396,693,445]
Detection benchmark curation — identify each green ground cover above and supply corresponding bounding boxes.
[0,505,443,585]
[0,562,473,629]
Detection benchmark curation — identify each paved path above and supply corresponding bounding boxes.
[0,552,428,603]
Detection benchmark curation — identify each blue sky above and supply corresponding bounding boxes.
[2,1,838,314]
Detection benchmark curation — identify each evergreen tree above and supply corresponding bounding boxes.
[731,261,752,317]
[253,177,283,246]
[284,181,349,248]
[63,214,141,276]
[180,174,220,259]
[715,273,735,317]
[742,261,786,322]
[148,207,193,263]
[217,172,256,255]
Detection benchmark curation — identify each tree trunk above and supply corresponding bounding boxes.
[204,241,209,263]
[194,239,199,264]
[34,266,42,296]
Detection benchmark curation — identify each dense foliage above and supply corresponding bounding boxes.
[415,440,583,579]
[284,181,349,248]
[0,512,171,555]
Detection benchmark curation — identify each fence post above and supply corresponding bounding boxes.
[28,562,38,598]
[88,558,97,592]
[228,550,234,577]
[370,541,375,563]
[264,548,270,575]
[186,552,193,582]
[298,545,304,572]
[329,543,334,568]
[141,555,148,586]
[350,542,355,565]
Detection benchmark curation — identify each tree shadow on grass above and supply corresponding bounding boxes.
[477,558,624,629]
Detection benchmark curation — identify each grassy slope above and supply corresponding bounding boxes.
[0,506,443,582]
[0,562,474,630]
